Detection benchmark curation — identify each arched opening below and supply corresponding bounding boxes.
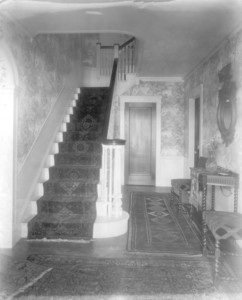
[0,41,18,248]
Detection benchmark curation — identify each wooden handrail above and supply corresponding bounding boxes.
[102,58,118,140]
[100,45,113,49]
[119,36,135,50]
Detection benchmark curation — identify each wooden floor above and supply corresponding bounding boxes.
[1,185,242,298]
[0,186,170,261]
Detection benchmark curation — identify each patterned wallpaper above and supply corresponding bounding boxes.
[1,17,90,172]
[81,34,99,67]
[122,80,185,156]
[185,27,242,172]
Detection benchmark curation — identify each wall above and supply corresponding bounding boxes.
[118,79,185,186]
[185,26,242,212]
[0,15,86,246]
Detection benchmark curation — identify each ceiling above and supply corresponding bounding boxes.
[1,0,242,78]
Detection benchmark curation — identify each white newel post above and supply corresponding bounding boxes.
[94,139,128,238]
[97,139,125,218]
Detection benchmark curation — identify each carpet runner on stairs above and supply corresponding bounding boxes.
[28,87,109,240]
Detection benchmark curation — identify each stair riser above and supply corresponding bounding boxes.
[37,200,96,215]
[44,182,98,196]
[66,122,103,133]
[54,154,101,166]
[28,222,94,240]
[63,131,103,142]
[49,167,100,180]
[58,141,102,154]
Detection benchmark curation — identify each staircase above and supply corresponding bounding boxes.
[28,87,109,240]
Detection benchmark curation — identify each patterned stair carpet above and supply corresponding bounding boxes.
[10,254,242,299]
[127,192,203,255]
[28,87,109,240]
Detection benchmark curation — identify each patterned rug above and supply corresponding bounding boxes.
[0,254,51,299]
[10,254,239,299]
[127,192,202,255]
[27,87,109,240]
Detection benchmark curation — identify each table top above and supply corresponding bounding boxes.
[190,167,238,186]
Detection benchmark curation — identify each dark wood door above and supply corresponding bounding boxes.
[194,97,200,167]
[125,102,156,185]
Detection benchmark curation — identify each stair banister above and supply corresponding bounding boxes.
[96,47,126,220]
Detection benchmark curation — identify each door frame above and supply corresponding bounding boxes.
[120,96,161,186]
[188,84,204,170]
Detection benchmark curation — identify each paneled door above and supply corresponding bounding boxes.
[125,102,156,185]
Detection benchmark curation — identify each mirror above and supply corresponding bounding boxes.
[217,64,237,146]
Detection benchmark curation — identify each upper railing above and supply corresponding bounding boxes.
[96,37,136,81]
[118,37,136,81]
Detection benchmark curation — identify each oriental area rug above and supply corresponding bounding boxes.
[8,254,242,299]
[0,254,52,300]
[127,192,202,255]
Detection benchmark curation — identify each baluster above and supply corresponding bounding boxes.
[100,48,103,77]
[128,45,131,74]
[96,43,101,79]
[104,50,107,76]
[124,46,127,81]
[120,48,123,80]
[132,40,135,73]
[130,43,134,73]
[127,45,129,76]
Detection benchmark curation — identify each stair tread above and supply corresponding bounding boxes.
[38,195,97,203]
[50,164,100,169]
[45,178,99,183]
[30,213,96,224]
[60,140,101,144]
[56,153,102,157]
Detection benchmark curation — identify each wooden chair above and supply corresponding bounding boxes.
[204,211,242,285]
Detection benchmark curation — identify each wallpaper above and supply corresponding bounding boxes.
[185,27,242,173]
[1,17,85,172]
[81,34,99,67]
[122,80,185,156]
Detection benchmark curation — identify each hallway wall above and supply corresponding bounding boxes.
[0,16,88,245]
[184,25,242,212]
[117,79,186,186]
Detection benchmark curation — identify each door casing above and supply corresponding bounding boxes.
[188,84,204,171]
[120,96,161,186]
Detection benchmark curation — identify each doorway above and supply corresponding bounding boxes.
[124,102,156,185]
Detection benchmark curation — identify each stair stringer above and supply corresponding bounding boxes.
[21,88,81,238]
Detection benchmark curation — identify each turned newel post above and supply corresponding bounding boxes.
[97,139,125,218]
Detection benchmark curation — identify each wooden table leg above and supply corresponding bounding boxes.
[214,239,220,286]
[211,185,215,211]
[202,180,207,255]
[234,178,239,212]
